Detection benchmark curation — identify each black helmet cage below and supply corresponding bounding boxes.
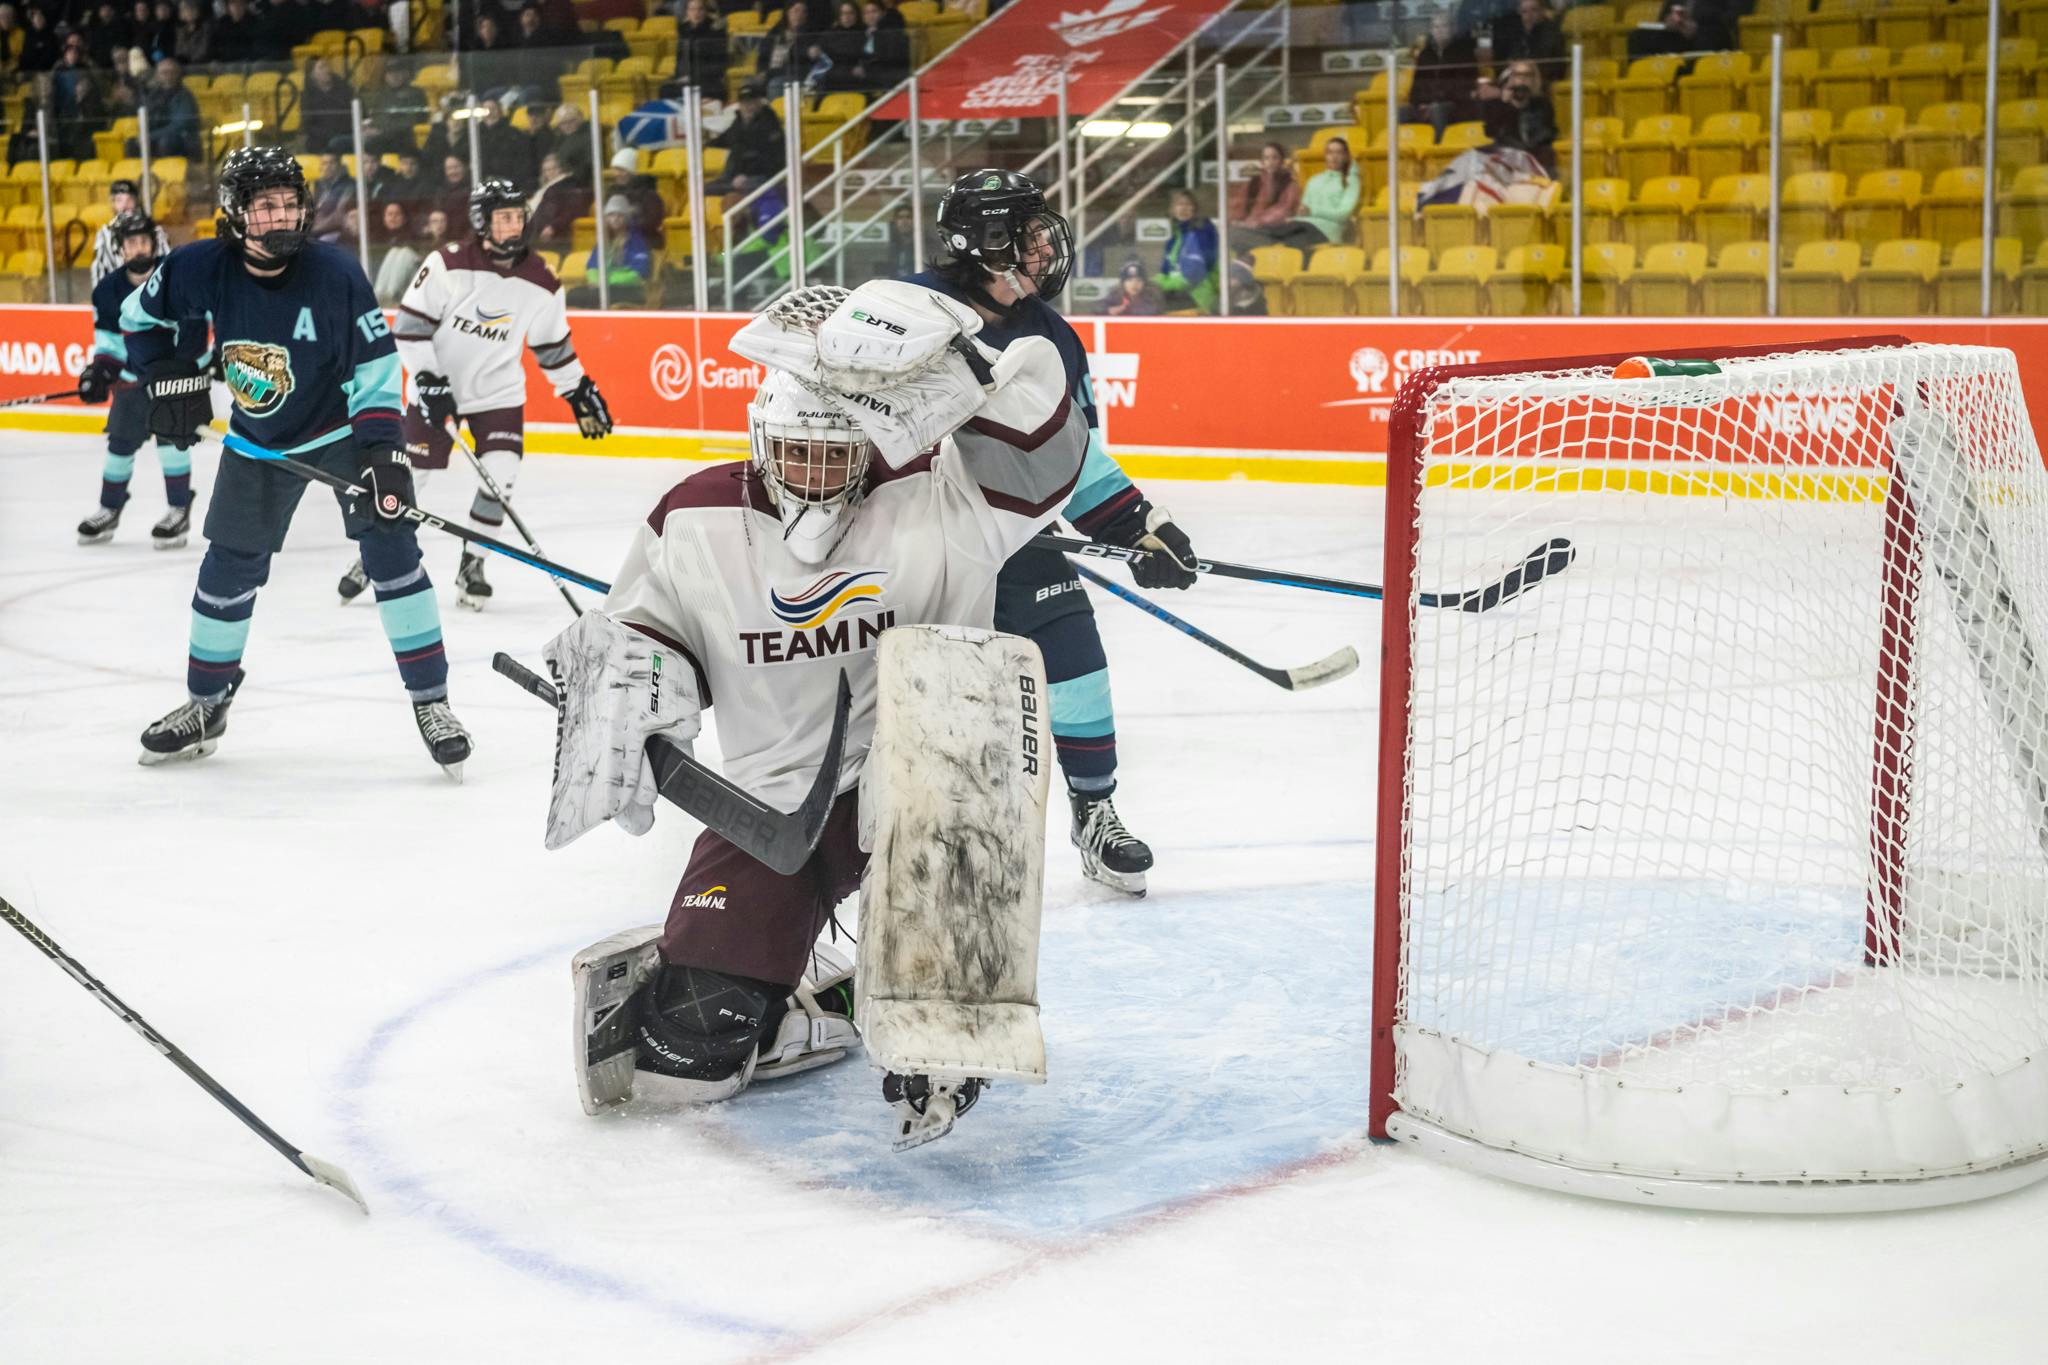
[934,170,1073,301]
[110,209,159,265]
[217,146,309,258]
[469,177,529,260]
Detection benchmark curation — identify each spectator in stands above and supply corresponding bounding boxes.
[310,153,356,236]
[1403,11,1480,138]
[1478,58,1557,173]
[210,0,262,65]
[419,206,451,253]
[674,0,729,96]
[170,0,208,64]
[372,148,431,217]
[85,2,129,70]
[1226,143,1299,253]
[527,150,591,251]
[475,98,536,187]
[1628,2,1729,66]
[465,12,517,92]
[1490,0,1565,87]
[19,7,60,73]
[760,0,820,97]
[530,0,582,46]
[363,64,424,156]
[573,194,653,306]
[850,0,909,92]
[1107,260,1165,316]
[50,33,105,161]
[604,145,668,248]
[1269,134,1362,256]
[300,56,354,155]
[1154,187,1218,313]
[439,154,473,225]
[532,103,593,184]
[873,0,907,31]
[268,0,317,53]
[318,202,362,254]
[709,81,785,194]
[0,7,24,73]
[883,202,916,275]
[815,0,865,92]
[372,201,422,304]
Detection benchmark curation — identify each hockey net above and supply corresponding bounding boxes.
[1370,339,2048,1210]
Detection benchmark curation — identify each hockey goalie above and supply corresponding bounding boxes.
[545,278,1086,1149]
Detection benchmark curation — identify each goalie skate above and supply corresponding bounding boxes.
[570,925,664,1115]
[884,1072,985,1152]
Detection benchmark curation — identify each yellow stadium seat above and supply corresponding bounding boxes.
[1422,202,1479,256]
[1694,174,1766,258]
[1627,240,1708,314]
[1576,177,1631,243]
[1923,165,1989,247]
[1679,52,1750,123]
[1781,170,1846,259]
[1485,243,1565,316]
[1802,0,1871,51]
[1249,244,1301,315]
[1557,116,1624,185]
[1812,47,1891,122]
[725,11,775,37]
[1778,107,1832,177]
[1997,101,2048,179]
[1687,111,1759,184]
[1290,245,1365,316]
[1364,125,1433,196]
[1352,245,1427,316]
[1623,174,1700,249]
[1944,3,1993,49]
[1875,4,1938,49]
[1964,38,2040,105]
[1843,168,1922,242]
[1354,66,1416,140]
[1581,240,1634,314]
[1743,46,1819,118]
[1618,114,1690,185]
[1486,201,1550,254]
[2020,2,2048,46]
[1739,0,1799,56]
[1935,236,2021,313]
[1614,55,1685,126]
[1857,238,1941,314]
[2002,165,2048,255]
[1418,244,1495,315]
[1364,184,1422,248]
[1782,238,1861,314]
[1702,239,1772,314]
[1828,104,1905,182]
[1422,121,1490,179]
[1899,102,1983,177]
[1887,42,1963,115]
[1555,57,1620,123]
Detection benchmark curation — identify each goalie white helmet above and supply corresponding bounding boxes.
[749,368,875,564]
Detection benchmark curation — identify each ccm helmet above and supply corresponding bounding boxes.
[468,177,529,262]
[217,146,309,259]
[933,168,1073,307]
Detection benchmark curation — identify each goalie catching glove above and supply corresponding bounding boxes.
[542,612,703,850]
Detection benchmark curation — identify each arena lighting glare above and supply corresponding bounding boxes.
[212,119,264,134]
[1078,120,1172,139]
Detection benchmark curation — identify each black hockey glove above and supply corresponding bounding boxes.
[567,375,613,439]
[76,354,122,405]
[412,370,457,429]
[1131,507,1199,590]
[352,445,415,524]
[142,358,211,449]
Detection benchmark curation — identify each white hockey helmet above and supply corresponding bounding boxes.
[748,369,874,564]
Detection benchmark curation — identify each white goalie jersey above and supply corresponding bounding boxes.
[392,240,587,413]
[602,353,1088,815]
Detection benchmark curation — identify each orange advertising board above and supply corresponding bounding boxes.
[5,304,2045,482]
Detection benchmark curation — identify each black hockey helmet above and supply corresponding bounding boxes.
[217,145,309,259]
[468,177,529,262]
[933,168,1073,308]
[108,177,139,203]
[110,209,159,273]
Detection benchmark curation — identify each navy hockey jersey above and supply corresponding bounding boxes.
[92,267,207,382]
[123,239,402,456]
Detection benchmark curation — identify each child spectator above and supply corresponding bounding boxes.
[1107,260,1165,316]
[1154,187,1219,313]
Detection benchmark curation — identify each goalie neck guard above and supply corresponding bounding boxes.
[933,169,1073,315]
[217,146,309,261]
[748,369,875,566]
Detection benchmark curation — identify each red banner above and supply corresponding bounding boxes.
[870,0,1230,121]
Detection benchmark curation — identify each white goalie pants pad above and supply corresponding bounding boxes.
[856,624,1051,1084]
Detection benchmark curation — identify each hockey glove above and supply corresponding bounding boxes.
[412,370,457,429]
[76,355,122,405]
[1130,507,1199,590]
[142,358,211,448]
[352,445,415,523]
[567,375,613,439]
[542,611,703,849]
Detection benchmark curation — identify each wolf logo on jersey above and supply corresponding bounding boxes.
[220,341,296,417]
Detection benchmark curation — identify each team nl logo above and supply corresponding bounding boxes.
[677,884,728,911]
[769,570,887,629]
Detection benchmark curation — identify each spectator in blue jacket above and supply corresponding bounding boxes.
[1152,188,1219,313]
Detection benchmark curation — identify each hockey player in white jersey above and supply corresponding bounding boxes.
[340,177,613,608]
[547,278,1086,1148]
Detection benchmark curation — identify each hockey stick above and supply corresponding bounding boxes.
[2,387,86,409]
[1037,533,1577,611]
[220,433,614,594]
[1069,561,1359,691]
[447,426,584,617]
[491,652,852,876]
[0,896,369,1215]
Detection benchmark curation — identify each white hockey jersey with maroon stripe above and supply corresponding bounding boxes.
[392,240,587,413]
[603,372,1087,816]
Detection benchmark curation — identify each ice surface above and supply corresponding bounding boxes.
[3,434,2046,1362]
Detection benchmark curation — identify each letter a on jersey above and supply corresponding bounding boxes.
[293,307,317,341]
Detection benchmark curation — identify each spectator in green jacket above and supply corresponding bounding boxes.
[1247,136,1362,262]
[1153,189,1219,314]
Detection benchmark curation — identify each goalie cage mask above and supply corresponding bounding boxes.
[748,368,875,566]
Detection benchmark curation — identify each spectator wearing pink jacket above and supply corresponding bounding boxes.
[1227,142,1301,253]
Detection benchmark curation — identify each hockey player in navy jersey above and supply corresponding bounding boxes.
[74,211,198,549]
[908,169,1202,896]
[125,146,473,777]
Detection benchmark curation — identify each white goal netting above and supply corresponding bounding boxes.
[1379,343,2048,1202]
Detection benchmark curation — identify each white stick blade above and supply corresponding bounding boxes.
[1285,646,1361,690]
[302,1153,370,1214]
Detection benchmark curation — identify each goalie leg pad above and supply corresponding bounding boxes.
[856,624,1051,1084]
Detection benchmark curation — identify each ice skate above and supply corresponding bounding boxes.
[1070,789,1152,896]
[883,1072,985,1152]
[150,504,190,550]
[454,550,492,611]
[337,557,368,604]
[139,668,244,766]
[412,697,472,782]
[77,506,120,545]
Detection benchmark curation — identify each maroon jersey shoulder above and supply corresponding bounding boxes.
[645,461,764,530]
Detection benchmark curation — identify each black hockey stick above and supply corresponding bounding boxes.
[1038,533,1577,611]
[0,895,369,1214]
[448,425,584,617]
[492,652,851,876]
[1070,562,1359,691]
[221,434,614,594]
[2,387,86,409]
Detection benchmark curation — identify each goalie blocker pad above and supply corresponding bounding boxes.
[857,624,1052,1084]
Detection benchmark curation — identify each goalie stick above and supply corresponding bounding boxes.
[1039,533,1577,610]
[0,896,369,1214]
[448,425,584,618]
[492,652,851,876]
[1070,562,1359,691]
